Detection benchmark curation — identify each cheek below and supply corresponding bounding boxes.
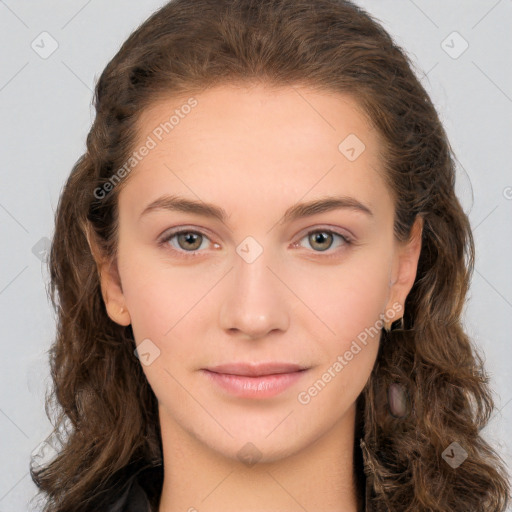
[121,273,172,340]
[119,248,207,337]
[301,252,392,346]
[120,262,204,389]
[294,258,390,412]
[118,247,221,382]
[292,250,392,409]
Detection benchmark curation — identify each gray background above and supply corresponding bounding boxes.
[0,0,511,510]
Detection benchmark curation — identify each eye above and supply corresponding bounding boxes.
[293,228,352,258]
[158,226,353,260]
[158,228,217,258]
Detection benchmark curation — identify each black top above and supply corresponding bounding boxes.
[105,463,163,512]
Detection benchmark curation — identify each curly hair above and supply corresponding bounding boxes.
[30,0,510,510]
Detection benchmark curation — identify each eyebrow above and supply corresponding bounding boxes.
[138,194,373,224]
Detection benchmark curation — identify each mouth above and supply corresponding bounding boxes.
[200,362,310,399]
[204,362,308,377]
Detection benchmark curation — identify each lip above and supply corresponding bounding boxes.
[205,362,307,377]
[201,362,309,399]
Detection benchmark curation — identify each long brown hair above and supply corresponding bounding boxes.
[30,0,510,510]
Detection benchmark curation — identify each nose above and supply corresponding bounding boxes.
[219,245,290,340]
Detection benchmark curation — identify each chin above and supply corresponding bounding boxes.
[187,411,321,466]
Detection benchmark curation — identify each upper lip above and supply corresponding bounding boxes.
[204,362,308,377]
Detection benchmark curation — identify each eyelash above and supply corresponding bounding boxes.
[158,226,353,260]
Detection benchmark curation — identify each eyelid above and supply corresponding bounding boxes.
[158,224,215,243]
[294,224,355,244]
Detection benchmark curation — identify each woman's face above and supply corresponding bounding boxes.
[99,84,421,463]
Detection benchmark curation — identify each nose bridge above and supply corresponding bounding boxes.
[219,236,289,338]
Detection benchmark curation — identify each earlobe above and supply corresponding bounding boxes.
[85,222,132,327]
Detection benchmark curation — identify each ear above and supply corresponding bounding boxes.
[85,222,131,326]
[384,215,424,322]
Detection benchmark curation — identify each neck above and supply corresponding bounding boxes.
[157,403,361,512]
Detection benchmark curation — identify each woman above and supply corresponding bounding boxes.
[30,0,510,510]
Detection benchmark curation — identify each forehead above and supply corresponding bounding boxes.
[136,83,376,148]
[119,84,391,221]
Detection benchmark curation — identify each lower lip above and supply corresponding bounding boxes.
[201,369,307,399]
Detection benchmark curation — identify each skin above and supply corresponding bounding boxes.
[90,83,423,512]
